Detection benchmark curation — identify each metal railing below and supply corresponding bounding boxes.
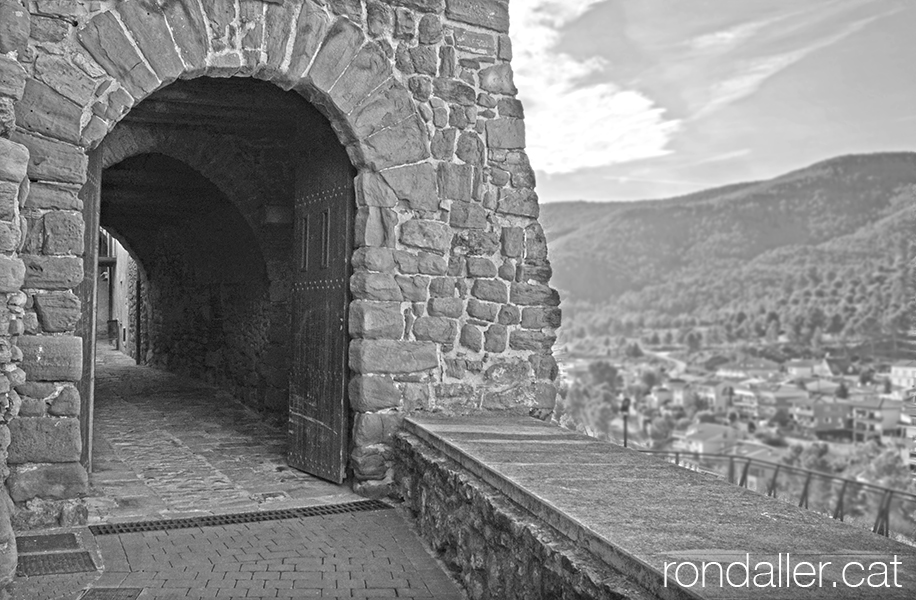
[639,449,916,543]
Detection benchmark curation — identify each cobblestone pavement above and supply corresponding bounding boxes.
[11,348,464,600]
[87,346,357,522]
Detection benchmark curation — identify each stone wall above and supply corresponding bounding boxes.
[394,431,647,600]
[1,0,562,535]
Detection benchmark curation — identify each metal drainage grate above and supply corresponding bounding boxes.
[16,533,80,554]
[16,551,97,577]
[80,589,143,600]
[89,499,391,535]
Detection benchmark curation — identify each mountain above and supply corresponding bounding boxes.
[540,152,916,337]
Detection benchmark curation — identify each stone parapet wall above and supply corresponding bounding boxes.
[1,0,561,522]
[393,431,651,600]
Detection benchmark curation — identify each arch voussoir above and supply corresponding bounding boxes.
[77,10,160,102]
[116,1,185,87]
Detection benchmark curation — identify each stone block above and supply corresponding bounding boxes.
[400,219,451,253]
[437,163,474,202]
[511,282,560,306]
[307,17,365,93]
[0,181,16,220]
[353,412,402,448]
[23,255,83,290]
[409,44,438,76]
[418,253,448,275]
[34,55,96,107]
[433,78,475,106]
[498,304,520,325]
[352,247,395,272]
[412,317,457,344]
[498,188,539,218]
[349,300,404,339]
[117,1,185,84]
[350,81,416,140]
[286,1,332,79]
[351,445,387,480]
[467,298,498,322]
[394,250,419,274]
[351,272,403,301]
[460,230,500,256]
[0,137,28,183]
[429,277,455,298]
[459,324,482,351]
[456,131,485,165]
[395,274,430,302]
[33,292,80,332]
[17,335,82,382]
[521,307,562,329]
[509,330,556,352]
[349,340,438,374]
[530,354,559,381]
[479,63,517,95]
[501,226,523,258]
[0,55,27,100]
[454,27,496,55]
[7,463,88,502]
[49,386,79,417]
[380,163,438,211]
[162,0,209,74]
[0,0,29,56]
[486,118,525,149]
[349,375,401,412]
[8,417,82,463]
[355,206,397,247]
[471,279,508,304]
[446,0,509,32]
[0,256,25,293]
[498,97,524,118]
[449,202,488,229]
[428,298,463,318]
[330,42,392,114]
[360,114,430,170]
[30,15,70,44]
[78,11,160,100]
[19,397,46,417]
[42,211,83,255]
[467,257,497,278]
[392,0,444,11]
[11,131,87,184]
[356,172,398,208]
[485,323,508,352]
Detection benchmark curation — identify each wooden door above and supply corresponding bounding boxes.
[288,131,354,483]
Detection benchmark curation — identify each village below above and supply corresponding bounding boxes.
[553,318,916,542]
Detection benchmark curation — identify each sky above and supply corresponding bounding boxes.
[508,0,916,203]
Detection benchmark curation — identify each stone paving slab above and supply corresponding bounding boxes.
[87,347,358,523]
[407,415,916,600]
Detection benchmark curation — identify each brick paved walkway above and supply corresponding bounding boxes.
[11,348,464,600]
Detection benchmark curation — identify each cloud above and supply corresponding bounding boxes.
[691,7,899,119]
[509,1,680,175]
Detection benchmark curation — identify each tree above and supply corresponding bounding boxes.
[640,370,658,391]
[765,320,780,344]
[835,382,849,399]
[588,362,620,397]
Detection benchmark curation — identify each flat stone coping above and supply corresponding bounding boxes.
[405,415,916,600]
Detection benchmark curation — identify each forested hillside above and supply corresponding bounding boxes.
[541,153,916,342]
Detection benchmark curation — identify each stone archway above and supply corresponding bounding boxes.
[0,0,561,582]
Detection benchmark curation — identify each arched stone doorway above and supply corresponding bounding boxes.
[1,0,560,545]
[85,76,356,483]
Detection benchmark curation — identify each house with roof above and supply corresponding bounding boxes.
[890,360,916,391]
[757,385,809,421]
[849,396,904,442]
[680,423,743,455]
[730,385,759,419]
[693,379,733,412]
[667,378,689,406]
[716,357,781,380]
